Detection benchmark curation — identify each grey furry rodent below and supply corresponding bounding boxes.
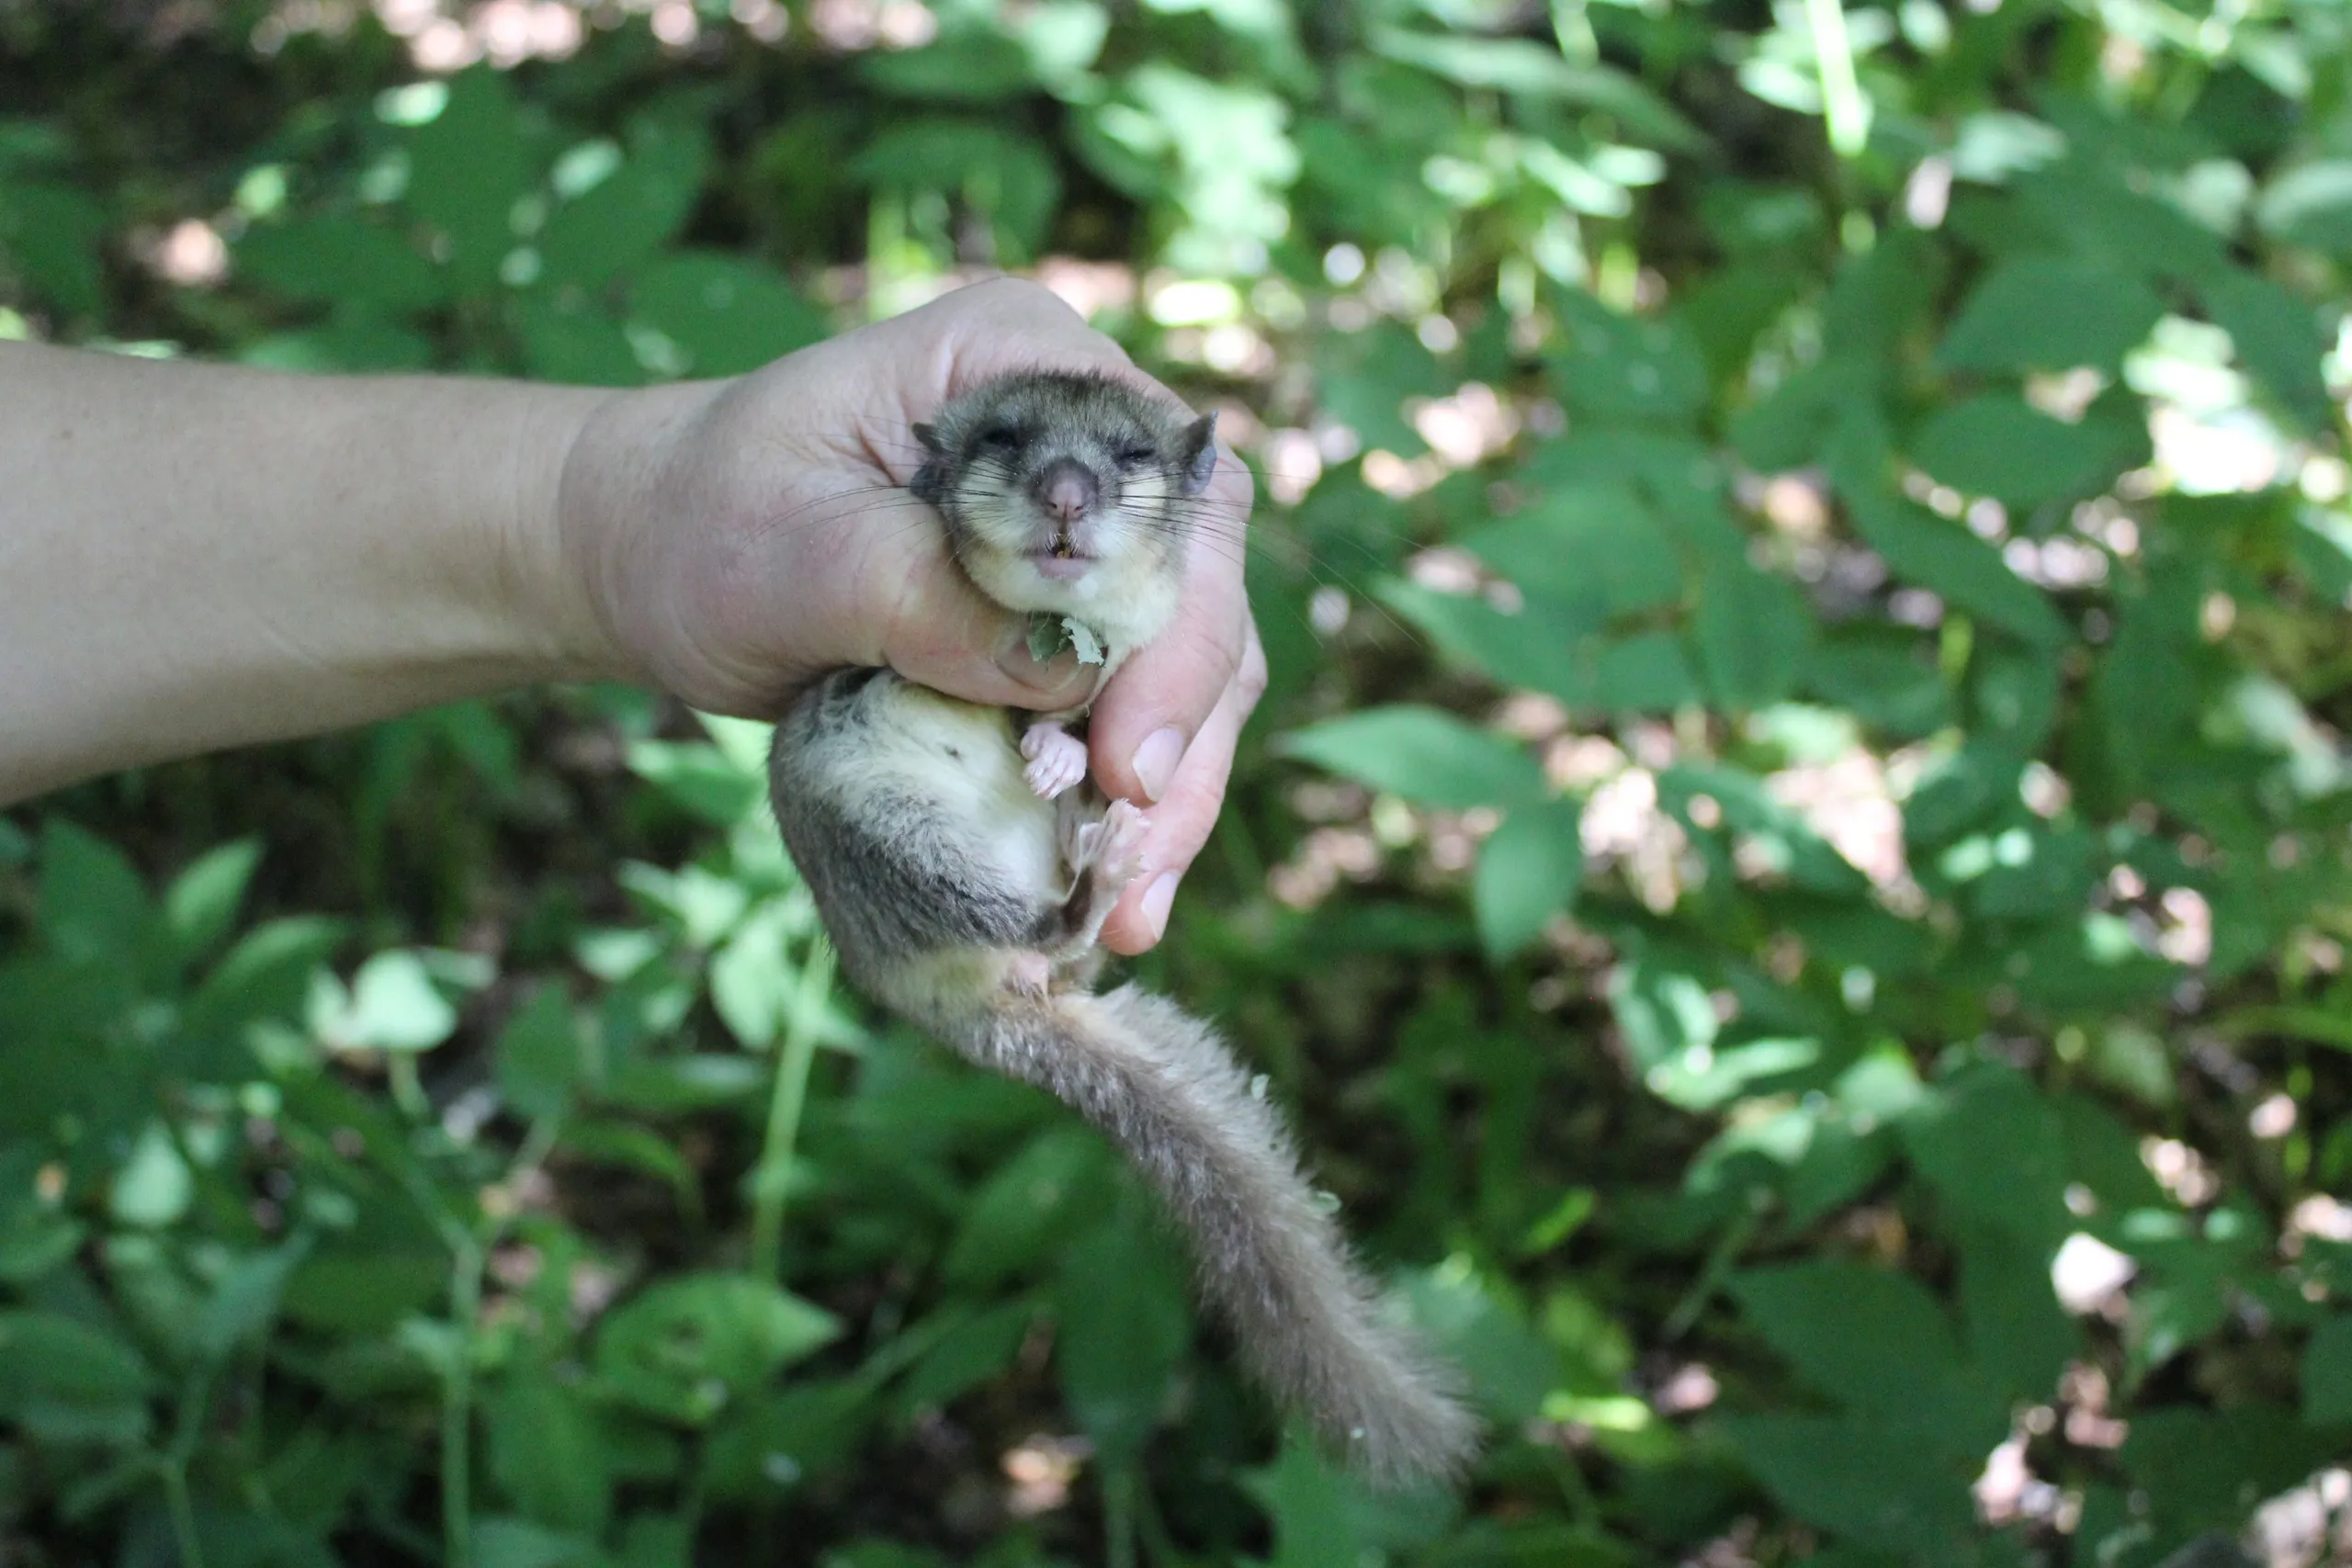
[767,369,1477,1486]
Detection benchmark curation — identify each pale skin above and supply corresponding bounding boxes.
[0,278,1264,953]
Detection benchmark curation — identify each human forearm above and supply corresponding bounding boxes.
[0,344,613,803]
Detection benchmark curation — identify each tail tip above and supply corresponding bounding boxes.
[1327,1385,1484,1491]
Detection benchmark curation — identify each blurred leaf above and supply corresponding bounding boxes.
[0,179,107,315]
[1473,799,1585,962]
[2303,1314,2352,1427]
[537,121,710,291]
[898,1302,1035,1413]
[487,1371,611,1537]
[1551,293,1709,425]
[594,1274,841,1426]
[281,1254,448,1334]
[404,67,526,290]
[1936,257,2165,373]
[334,950,460,1054]
[39,818,149,963]
[2256,160,2352,252]
[1054,1215,1191,1466]
[1911,395,2141,506]
[107,1122,192,1228]
[1695,560,1814,710]
[1904,1066,2071,1251]
[161,840,262,968]
[1279,706,1547,809]
[495,985,582,1119]
[237,215,445,312]
[629,253,827,377]
[1719,1416,1976,1551]
[2197,266,2335,434]
[944,1126,1112,1288]
[469,1517,594,1568]
[1366,27,1703,151]
[1729,1262,2007,1450]
[1847,491,2069,647]
[0,1311,153,1410]
[2122,1404,2339,1531]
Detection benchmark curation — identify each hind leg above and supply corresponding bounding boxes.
[1036,797,1151,960]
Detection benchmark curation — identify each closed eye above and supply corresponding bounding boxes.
[977,426,1022,453]
[1114,444,1155,468]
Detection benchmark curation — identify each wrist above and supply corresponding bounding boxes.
[516,382,655,686]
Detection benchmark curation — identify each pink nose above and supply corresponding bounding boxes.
[1038,463,1098,524]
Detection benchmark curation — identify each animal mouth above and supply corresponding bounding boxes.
[1027,533,1096,579]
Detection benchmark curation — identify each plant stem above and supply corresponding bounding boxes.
[443,1235,483,1568]
[1804,0,1871,159]
[160,1460,205,1568]
[750,936,836,1283]
[1102,1465,1138,1568]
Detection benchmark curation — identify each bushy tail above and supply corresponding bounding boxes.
[933,983,1479,1486]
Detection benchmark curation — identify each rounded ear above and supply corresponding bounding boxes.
[1180,412,1218,496]
[913,422,944,455]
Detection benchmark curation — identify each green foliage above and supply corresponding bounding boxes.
[6,0,2352,1564]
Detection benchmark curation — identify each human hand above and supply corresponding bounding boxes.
[555,277,1261,952]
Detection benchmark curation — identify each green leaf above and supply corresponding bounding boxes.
[629,252,828,377]
[1055,1217,1192,1466]
[1910,395,2140,506]
[469,1517,594,1568]
[1956,1226,2079,1404]
[1550,292,1709,425]
[1903,1066,2071,1251]
[594,1274,841,1426]
[1694,561,1813,710]
[1365,27,1703,152]
[1473,800,1586,962]
[944,1126,1112,1288]
[1718,1416,1975,1551]
[487,1372,612,1536]
[2256,159,2352,253]
[337,950,459,1053]
[162,839,262,966]
[495,985,582,1118]
[0,179,107,316]
[39,819,150,962]
[1935,256,2165,374]
[0,1311,155,1411]
[2304,1314,2352,1427]
[236,215,445,312]
[186,915,344,1041]
[280,1253,448,1333]
[898,1302,1035,1413]
[107,1122,192,1228]
[1729,1262,2006,1448]
[627,739,763,827]
[2122,1404,2339,1530]
[403,67,527,290]
[2198,266,2335,434]
[1846,491,2068,647]
[514,294,647,387]
[1278,706,1547,809]
[1463,484,1682,615]
[537,122,710,291]
[196,1241,308,1362]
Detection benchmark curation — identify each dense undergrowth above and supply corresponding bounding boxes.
[3,1,2351,1564]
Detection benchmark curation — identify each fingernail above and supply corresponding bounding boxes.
[1131,727,1186,802]
[1139,872,1179,942]
[996,626,1080,693]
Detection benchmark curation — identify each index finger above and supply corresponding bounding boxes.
[1087,440,1255,805]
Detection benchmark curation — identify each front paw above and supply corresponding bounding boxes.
[1020,724,1089,798]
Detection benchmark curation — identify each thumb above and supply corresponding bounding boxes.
[876,555,1099,711]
